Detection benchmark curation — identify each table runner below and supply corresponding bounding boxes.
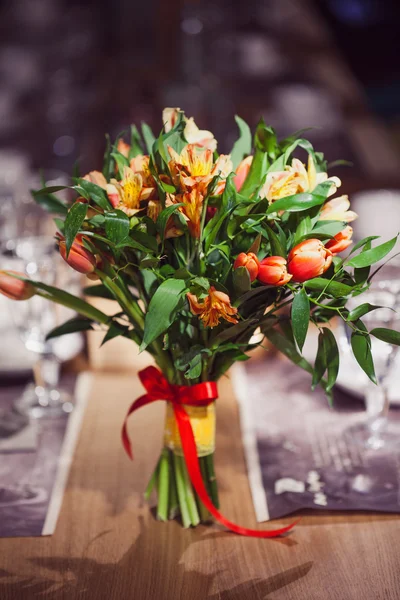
[0,373,91,537]
[235,356,400,521]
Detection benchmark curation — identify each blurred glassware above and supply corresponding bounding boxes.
[0,187,18,244]
[340,278,400,450]
[1,236,75,418]
[16,169,70,238]
[269,84,342,138]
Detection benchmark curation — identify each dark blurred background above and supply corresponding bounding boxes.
[1,0,400,188]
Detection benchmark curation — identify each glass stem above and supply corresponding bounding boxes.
[365,382,389,443]
[33,349,61,406]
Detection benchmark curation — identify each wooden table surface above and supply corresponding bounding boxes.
[0,370,399,600]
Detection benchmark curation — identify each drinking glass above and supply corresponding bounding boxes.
[1,236,74,418]
[341,279,400,450]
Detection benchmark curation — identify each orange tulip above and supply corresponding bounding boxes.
[58,234,97,275]
[187,286,238,328]
[288,239,332,283]
[233,156,253,191]
[325,226,353,254]
[0,271,34,301]
[257,256,292,286]
[233,252,260,282]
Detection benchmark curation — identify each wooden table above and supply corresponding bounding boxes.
[0,371,399,599]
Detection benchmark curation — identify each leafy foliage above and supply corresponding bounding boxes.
[23,109,399,397]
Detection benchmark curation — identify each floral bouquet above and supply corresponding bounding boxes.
[1,108,399,537]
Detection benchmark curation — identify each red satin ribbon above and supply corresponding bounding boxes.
[122,366,297,538]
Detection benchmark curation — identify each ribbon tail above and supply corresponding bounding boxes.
[173,404,298,538]
[122,394,159,460]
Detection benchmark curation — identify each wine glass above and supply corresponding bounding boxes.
[1,236,74,418]
[340,278,400,450]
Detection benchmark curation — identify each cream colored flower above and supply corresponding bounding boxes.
[260,155,341,203]
[319,195,358,222]
[162,107,217,151]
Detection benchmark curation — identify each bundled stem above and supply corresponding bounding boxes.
[146,449,219,528]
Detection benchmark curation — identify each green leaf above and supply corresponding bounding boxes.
[140,279,188,350]
[46,317,94,341]
[233,266,251,296]
[370,328,400,346]
[266,182,333,215]
[64,201,88,256]
[348,235,380,256]
[102,133,113,179]
[323,328,339,392]
[31,189,68,215]
[141,123,156,154]
[210,318,258,348]
[111,151,129,178]
[263,327,313,375]
[156,204,184,242]
[294,215,312,244]
[203,174,237,251]
[292,288,310,351]
[347,236,398,268]
[190,277,210,294]
[83,284,115,300]
[311,328,338,394]
[310,221,345,239]
[7,274,110,324]
[348,303,386,322]
[312,330,327,389]
[264,224,286,257]
[351,331,377,384]
[304,278,353,298]
[239,147,268,196]
[230,116,252,170]
[75,179,111,210]
[101,322,129,346]
[105,209,130,244]
[130,125,145,157]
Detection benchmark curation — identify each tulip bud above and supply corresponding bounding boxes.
[0,271,34,301]
[206,206,217,221]
[288,239,332,283]
[257,256,292,286]
[233,252,260,282]
[325,226,353,254]
[233,156,253,192]
[57,234,97,275]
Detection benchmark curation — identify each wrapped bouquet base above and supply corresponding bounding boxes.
[151,401,218,526]
[122,366,297,537]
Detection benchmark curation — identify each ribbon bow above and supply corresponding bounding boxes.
[122,366,296,538]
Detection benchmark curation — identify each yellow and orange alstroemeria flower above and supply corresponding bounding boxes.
[166,187,204,239]
[187,286,238,328]
[106,166,154,216]
[163,108,217,151]
[168,144,232,196]
[260,155,341,203]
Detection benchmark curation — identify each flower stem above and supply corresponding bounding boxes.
[197,456,212,522]
[173,453,192,528]
[157,448,170,521]
[168,450,180,520]
[204,453,219,509]
[144,456,160,501]
[180,455,200,527]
